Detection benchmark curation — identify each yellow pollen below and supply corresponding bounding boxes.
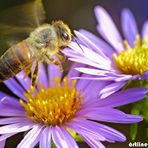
[20,77,83,126]
[113,36,148,75]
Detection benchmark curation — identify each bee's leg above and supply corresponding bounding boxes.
[44,54,63,71]
[56,52,66,63]
[50,58,63,72]
[31,62,39,89]
[23,64,32,79]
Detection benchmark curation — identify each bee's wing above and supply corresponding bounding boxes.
[0,0,45,55]
[0,0,45,28]
[0,24,34,55]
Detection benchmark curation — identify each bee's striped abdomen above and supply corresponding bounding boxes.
[0,40,34,82]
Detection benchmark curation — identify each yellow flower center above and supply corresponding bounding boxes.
[20,77,83,126]
[113,36,148,75]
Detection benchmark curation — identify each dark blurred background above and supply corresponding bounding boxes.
[0,0,148,32]
[0,0,147,147]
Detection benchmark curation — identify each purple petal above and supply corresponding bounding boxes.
[63,47,112,71]
[75,75,91,91]
[82,80,108,102]
[71,75,120,81]
[17,125,43,148]
[141,70,148,79]
[69,42,111,70]
[62,48,82,58]
[39,127,51,148]
[75,67,110,76]
[48,64,62,85]
[74,30,108,59]
[81,135,105,148]
[94,6,124,52]
[142,21,148,44]
[0,117,28,125]
[66,120,106,141]
[69,57,111,70]
[0,92,22,109]
[115,75,134,81]
[38,63,49,89]
[0,108,25,116]
[67,63,82,78]
[75,64,109,73]
[63,51,90,66]
[99,81,126,98]
[0,140,6,148]
[105,71,137,82]
[4,78,26,101]
[0,133,17,142]
[77,107,142,123]
[67,119,126,142]
[121,9,138,47]
[0,96,25,116]
[52,126,78,148]
[0,121,34,134]
[16,71,31,90]
[68,41,84,53]
[79,29,114,57]
[97,88,148,107]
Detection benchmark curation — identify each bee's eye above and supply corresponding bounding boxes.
[60,28,70,41]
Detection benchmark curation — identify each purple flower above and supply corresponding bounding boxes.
[0,63,147,148]
[63,6,148,98]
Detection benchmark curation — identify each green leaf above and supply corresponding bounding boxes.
[131,104,140,115]
[51,140,56,148]
[130,123,138,141]
[146,128,148,138]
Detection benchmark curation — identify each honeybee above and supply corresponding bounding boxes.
[0,0,72,88]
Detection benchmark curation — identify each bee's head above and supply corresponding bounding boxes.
[52,20,72,48]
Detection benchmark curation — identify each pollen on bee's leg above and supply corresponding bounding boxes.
[23,64,32,80]
[59,64,63,72]
[52,59,63,72]
[30,85,35,91]
[30,75,38,90]
[30,63,39,89]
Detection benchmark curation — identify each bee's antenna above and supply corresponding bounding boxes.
[72,34,84,52]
